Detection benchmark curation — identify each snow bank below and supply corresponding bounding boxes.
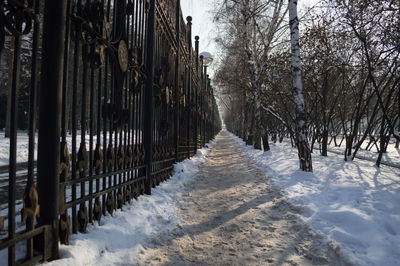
[229,132,400,266]
[44,138,217,266]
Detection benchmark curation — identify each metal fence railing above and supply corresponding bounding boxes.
[0,0,221,264]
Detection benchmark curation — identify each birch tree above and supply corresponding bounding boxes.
[288,0,312,171]
[214,0,287,149]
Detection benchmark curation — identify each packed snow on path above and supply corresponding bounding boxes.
[230,132,400,266]
[136,131,347,266]
[43,140,216,266]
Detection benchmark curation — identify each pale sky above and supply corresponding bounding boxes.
[180,0,319,80]
[180,0,218,78]
[180,0,318,116]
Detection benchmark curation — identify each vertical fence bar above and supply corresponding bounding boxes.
[203,66,208,146]
[8,33,21,266]
[37,0,67,260]
[194,36,199,150]
[186,16,192,158]
[25,0,41,260]
[27,0,40,187]
[174,0,180,162]
[144,0,156,195]
[71,0,82,232]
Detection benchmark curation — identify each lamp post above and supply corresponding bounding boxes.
[211,85,215,137]
[199,52,212,145]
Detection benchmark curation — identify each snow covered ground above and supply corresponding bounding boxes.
[2,132,398,168]
[326,140,400,167]
[1,130,399,265]
[230,133,400,266]
[41,139,216,266]
[0,132,34,166]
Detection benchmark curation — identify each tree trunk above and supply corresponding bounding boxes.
[242,94,249,141]
[289,0,312,172]
[397,81,400,148]
[382,136,389,153]
[344,135,352,160]
[246,134,253,146]
[246,109,255,146]
[253,108,262,150]
[240,87,247,139]
[321,129,328,156]
[279,133,283,143]
[253,132,262,149]
[262,134,270,151]
[376,117,386,167]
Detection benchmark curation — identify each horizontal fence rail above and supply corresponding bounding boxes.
[0,0,222,264]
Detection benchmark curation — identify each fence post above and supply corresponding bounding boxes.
[212,92,215,137]
[186,16,192,158]
[203,68,208,146]
[194,36,199,150]
[37,0,67,260]
[199,56,204,146]
[174,0,181,162]
[144,0,156,195]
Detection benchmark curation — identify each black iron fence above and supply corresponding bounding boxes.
[0,0,221,264]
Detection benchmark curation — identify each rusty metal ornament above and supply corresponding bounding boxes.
[106,193,114,215]
[131,70,138,89]
[124,186,131,203]
[0,216,4,231]
[157,146,162,160]
[165,86,170,104]
[103,21,112,39]
[93,197,102,224]
[117,145,125,169]
[133,145,139,164]
[140,146,146,162]
[21,183,40,231]
[2,1,38,36]
[118,40,129,72]
[126,145,133,166]
[59,212,70,245]
[106,144,114,171]
[77,143,89,173]
[94,144,103,174]
[77,203,88,233]
[134,182,140,199]
[0,0,38,56]
[152,146,157,161]
[117,189,123,209]
[59,142,70,182]
[90,44,105,68]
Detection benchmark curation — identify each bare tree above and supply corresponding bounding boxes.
[288,0,312,171]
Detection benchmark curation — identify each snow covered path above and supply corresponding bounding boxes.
[136,131,347,265]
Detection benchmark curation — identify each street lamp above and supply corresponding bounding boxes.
[199,51,213,145]
[200,51,213,81]
[200,51,213,67]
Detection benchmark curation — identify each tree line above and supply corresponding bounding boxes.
[214,0,399,170]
